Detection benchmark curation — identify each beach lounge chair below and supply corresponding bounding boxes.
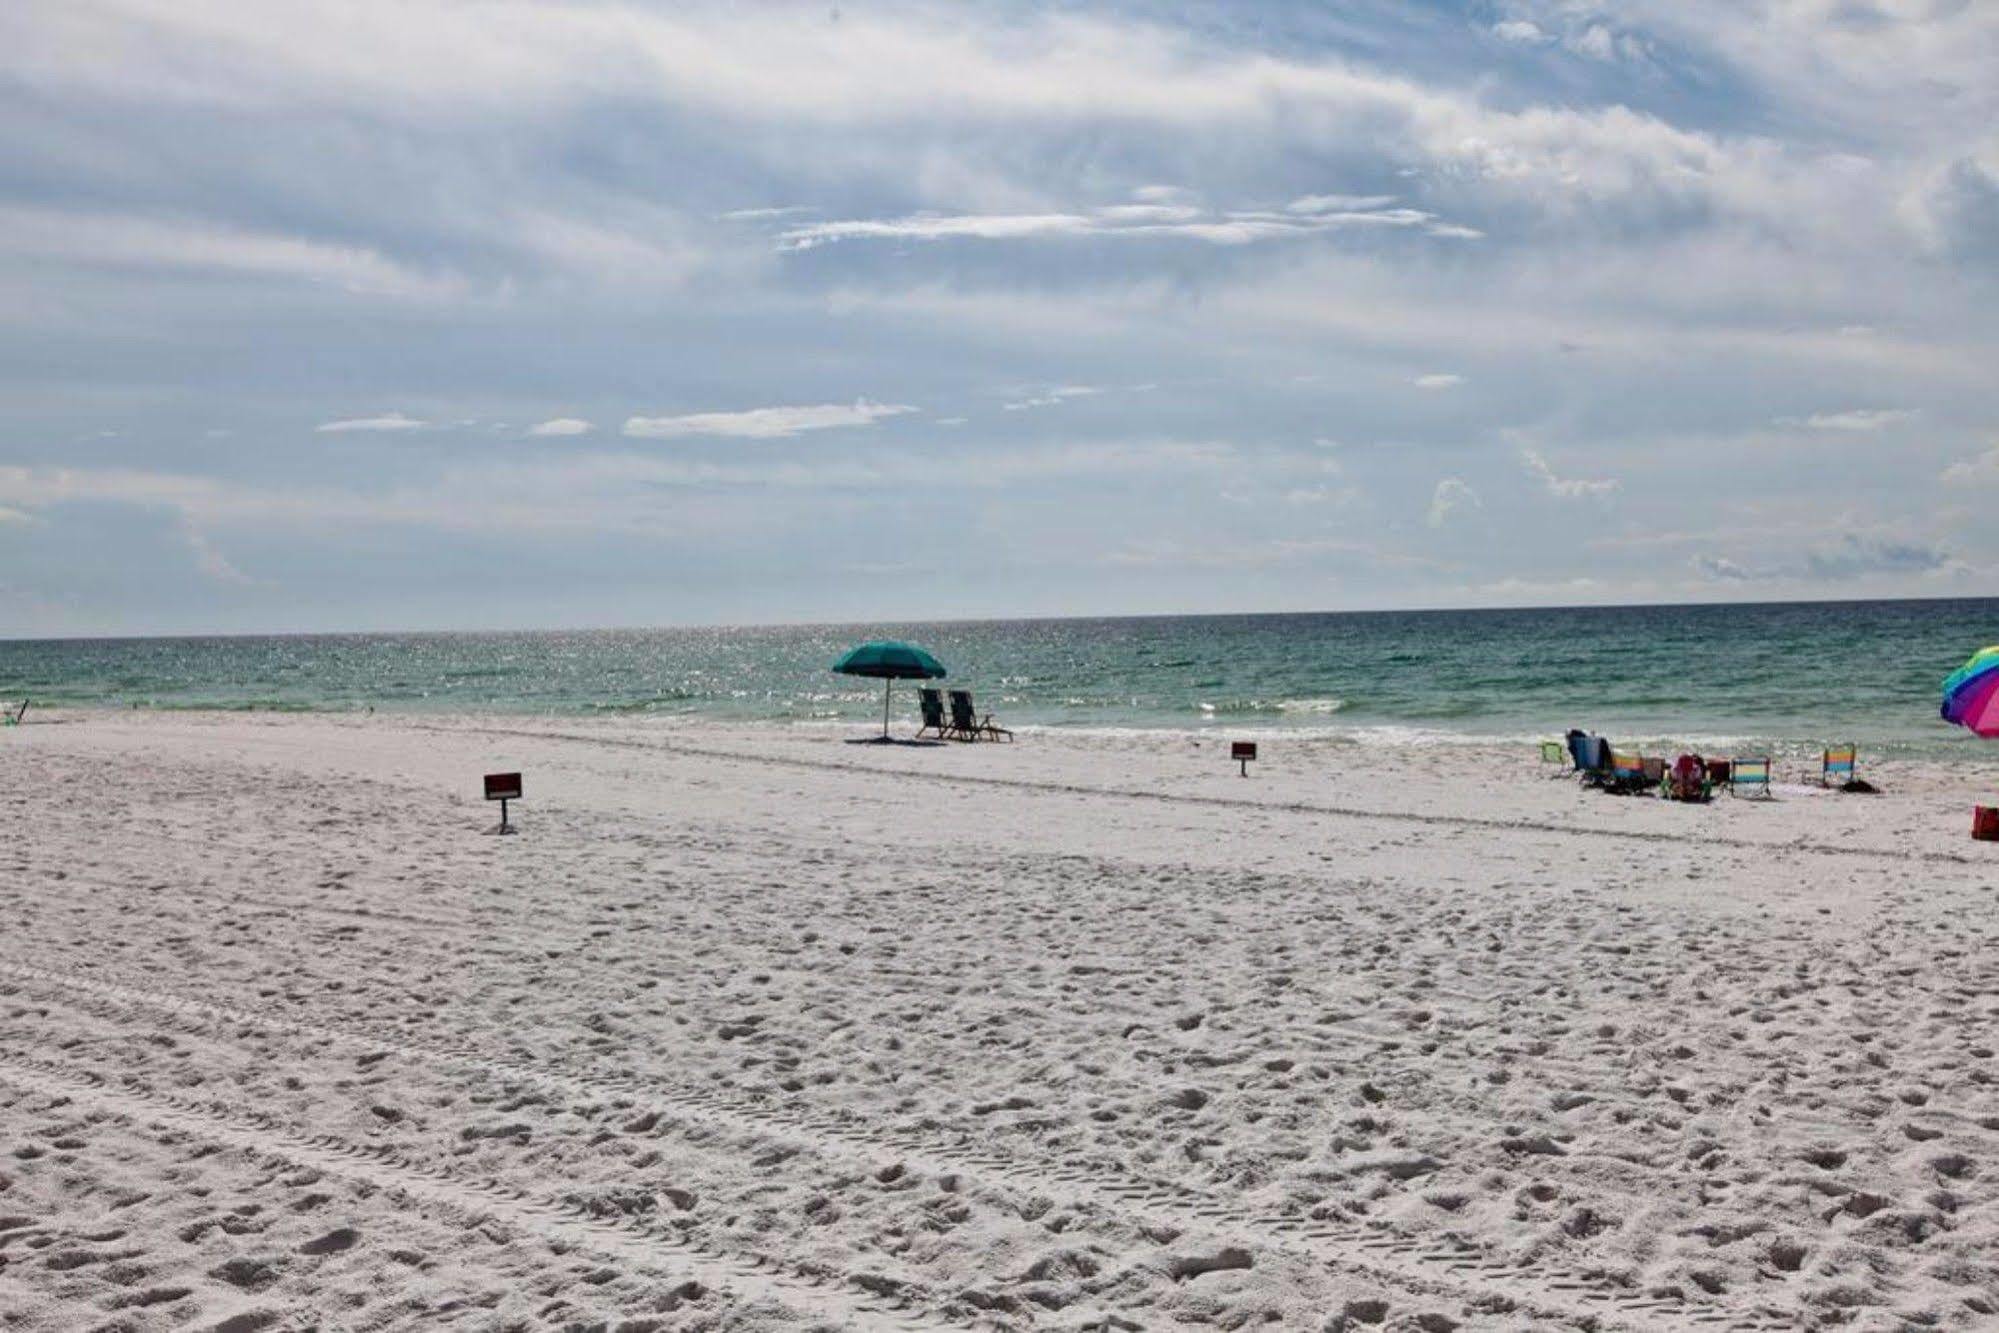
[948,690,1013,743]
[1540,740,1568,773]
[2,700,24,726]
[1607,750,1648,794]
[1640,756,1666,792]
[1666,754,1711,803]
[1729,756,1773,799]
[1816,745,1857,787]
[915,687,949,739]
[1570,733,1612,786]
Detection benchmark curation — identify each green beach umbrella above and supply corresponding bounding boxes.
[832,640,947,740]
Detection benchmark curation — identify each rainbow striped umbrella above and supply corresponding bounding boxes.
[1941,646,1999,737]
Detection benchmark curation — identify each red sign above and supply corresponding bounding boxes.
[484,772,523,801]
[1231,742,1257,762]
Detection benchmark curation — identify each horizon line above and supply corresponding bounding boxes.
[4,589,1996,645]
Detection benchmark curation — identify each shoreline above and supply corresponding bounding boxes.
[9,699,1997,766]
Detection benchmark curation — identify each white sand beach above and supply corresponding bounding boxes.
[3,711,1997,1331]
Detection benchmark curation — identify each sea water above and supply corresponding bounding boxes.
[4,599,1996,757]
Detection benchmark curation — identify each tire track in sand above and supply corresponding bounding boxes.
[0,957,1801,1331]
[0,1047,943,1332]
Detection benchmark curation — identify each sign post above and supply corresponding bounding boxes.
[484,772,522,834]
[1231,741,1257,777]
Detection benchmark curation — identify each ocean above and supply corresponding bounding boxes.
[4,598,1996,756]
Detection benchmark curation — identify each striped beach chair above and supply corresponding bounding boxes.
[1729,756,1773,799]
[1816,745,1857,788]
[1607,750,1649,794]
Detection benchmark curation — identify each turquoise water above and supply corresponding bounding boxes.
[3,599,1996,755]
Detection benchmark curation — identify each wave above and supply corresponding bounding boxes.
[1196,697,1345,716]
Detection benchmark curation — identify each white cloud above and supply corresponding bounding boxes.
[1492,20,1547,44]
[1941,445,1999,484]
[1427,477,1480,527]
[1095,203,1205,224]
[316,412,427,434]
[1002,385,1103,411]
[0,206,458,299]
[1785,407,1919,432]
[1520,448,1618,499]
[718,206,814,221]
[779,196,1468,251]
[528,417,593,437]
[622,400,917,440]
[1569,25,1618,62]
[780,213,1093,249]
[1286,193,1399,214]
[1412,373,1463,389]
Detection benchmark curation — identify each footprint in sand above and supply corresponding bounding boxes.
[297,1226,358,1255]
[208,1314,280,1333]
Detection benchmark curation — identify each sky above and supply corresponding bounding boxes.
[1,0,1996,636]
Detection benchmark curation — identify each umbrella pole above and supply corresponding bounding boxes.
[883,678,892,739]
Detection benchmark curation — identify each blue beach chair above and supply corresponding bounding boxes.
[1570,733,1612,786]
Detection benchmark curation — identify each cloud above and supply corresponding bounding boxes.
[0,206,458,299]
[1782,408,1919,431]
[0,441,1237,541]
[1426,477,1480,528]
[622,400,917,440]
[1803,535,1952,580]
[718,206,814,221]
[1913,152,1999,267]
[1520,449,1618,499]
[1941,445,1999,483]
[182,524,253,585]
[1567,24,1650,65]
[1412,373,1463,390]
[1286,193,1400,214]
[527,418,593,437]
[316,412,428,434]
[777,195,1470,251]
[1002,385,1103,411]
[1690,553,1753,581]
[5,1,1999,626]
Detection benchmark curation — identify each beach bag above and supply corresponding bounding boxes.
[1974,806,1999,842]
